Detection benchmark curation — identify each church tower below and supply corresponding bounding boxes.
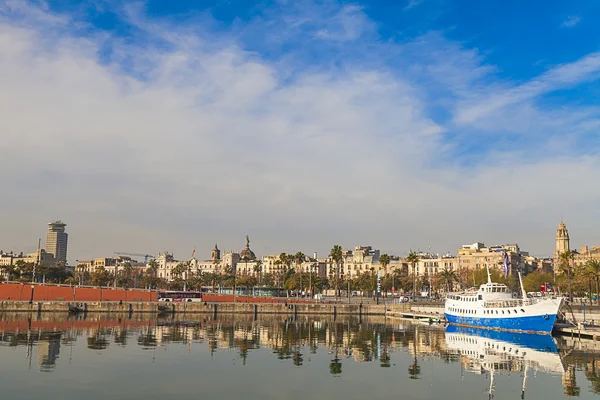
[211,243,221,262]
[555,221,570,256]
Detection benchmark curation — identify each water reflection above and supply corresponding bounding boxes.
[1,313,600,398]
[445,326,565,398]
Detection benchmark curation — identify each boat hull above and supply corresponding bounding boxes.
[444,313,557,334]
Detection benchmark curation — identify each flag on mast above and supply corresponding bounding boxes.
[191,247,196,258]
[503,251,511,276]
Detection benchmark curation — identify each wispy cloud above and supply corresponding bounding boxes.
[404,0,425,10]
[0,0,599,260]
[562,16,581,28]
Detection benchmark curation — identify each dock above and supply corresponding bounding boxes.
[553,323,600,341]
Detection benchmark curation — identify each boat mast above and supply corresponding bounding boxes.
[488,367,495,400]
[486,259,492,284]
[518,272,527,300]
[521,364,529,399]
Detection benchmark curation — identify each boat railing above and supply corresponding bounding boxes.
[483,298,538,309]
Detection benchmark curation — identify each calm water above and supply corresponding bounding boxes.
[1,313,599,399]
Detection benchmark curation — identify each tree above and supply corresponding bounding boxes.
[329,356,342,375]
[76,263,87,285]
[118,262,133,288]
[330,245,343,299]
[559,250,575,302]
[1,264,15,281]
[586,259,600,305]
[407,251,420,296]
[379,254,390,273]
[143,259,159,289]
[294,252,306,295]
[172,262,189,290]
[91,266,112,287]
[253,260,263,289]
[438,267,458,292]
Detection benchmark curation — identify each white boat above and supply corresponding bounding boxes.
[444,267,562,334]
[445,326,565,398]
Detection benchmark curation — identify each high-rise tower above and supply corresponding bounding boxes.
[46,221,68,264]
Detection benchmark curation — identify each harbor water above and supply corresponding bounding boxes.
[0,313,599,399]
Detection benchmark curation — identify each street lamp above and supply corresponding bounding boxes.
[347,270,351,304]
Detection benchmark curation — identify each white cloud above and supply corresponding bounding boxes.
[0,1,599,262]
[562,16,581,28]
[405,0,425,10]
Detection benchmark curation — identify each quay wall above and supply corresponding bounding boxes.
[0,300,408,316]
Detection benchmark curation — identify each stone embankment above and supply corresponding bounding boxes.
[0,300,415,316]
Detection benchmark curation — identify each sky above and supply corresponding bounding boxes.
[1,0,600,263]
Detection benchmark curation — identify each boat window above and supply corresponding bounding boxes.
[521,309,525,312]
[502,310,505,314]
[514,309,517,314]
[478,295,482,300]
[507,310,510,314]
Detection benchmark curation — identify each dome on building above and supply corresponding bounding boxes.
[240,235,256,261]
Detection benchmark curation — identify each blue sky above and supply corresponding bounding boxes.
[1,0,599,261]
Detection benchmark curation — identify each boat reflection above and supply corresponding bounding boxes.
[445,325,566,398]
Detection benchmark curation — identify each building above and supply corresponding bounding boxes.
[45,221,68,264]
[414,253,458,277]
[553,221,600,271]
[0,250,55,268]
[456,242,524,276]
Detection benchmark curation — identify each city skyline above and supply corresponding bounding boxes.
[1,219,596,265]
[1,1,599,262]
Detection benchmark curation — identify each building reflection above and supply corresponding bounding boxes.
[1,310,600,395]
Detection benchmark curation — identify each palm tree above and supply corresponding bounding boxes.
[379,254,390,274]
[559,250,575,302]
[330,245,343,300]
[172,262,188,290]
[407,251,420,297]
[586,259,600,305]
[253,260,263,293]
[294,252,305,295]
[408,326,421,379]
[146,259,159,289]
[274,259,283,289]
[439,266,458,293]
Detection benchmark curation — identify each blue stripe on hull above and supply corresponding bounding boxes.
[444,325,558,352]
[445,313,557,334]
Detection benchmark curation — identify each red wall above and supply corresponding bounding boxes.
[0,283,156,302]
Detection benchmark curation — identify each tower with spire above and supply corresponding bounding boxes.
[211,243,221,262]
[555,221,570,256]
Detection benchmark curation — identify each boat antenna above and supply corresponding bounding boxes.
[485,258,492,284]
[518,271,527,300]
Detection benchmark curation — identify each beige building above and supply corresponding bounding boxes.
[0,250,55,267]
[456,242,523,276]
[553,221,600,272]
[414,253,458,277]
